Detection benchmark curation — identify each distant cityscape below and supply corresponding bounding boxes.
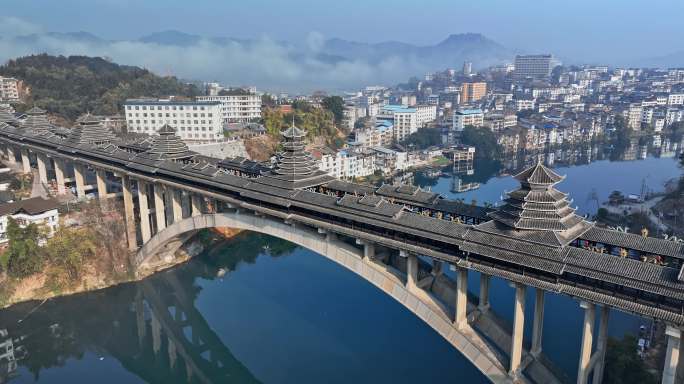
[1,53,684,184]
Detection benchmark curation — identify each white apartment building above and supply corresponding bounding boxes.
[393,111,418,141]
[196,94,261,122]
[0,77,19,101]
[666,108,684,126]
[668,94,684,106]
[349,121,394,149]
[415,105,437,126]
[515,99,536,111]
[316,148,375,179]
[124,99,223,142]
[378,105,435,141]
[0,197,59,244]
[484,113,517,132]
[452,109,484,131]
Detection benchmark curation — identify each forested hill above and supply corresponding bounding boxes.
[0,54,200,120]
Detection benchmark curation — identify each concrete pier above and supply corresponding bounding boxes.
[662,325,681,384]
[577,301,595,384]
[531,288,545,357]
[509,283,526,377]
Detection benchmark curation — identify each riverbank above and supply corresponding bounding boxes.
[0,226,240,309]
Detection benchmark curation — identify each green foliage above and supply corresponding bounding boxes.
[604,334,657,384]
[262,108,286,136]
[261,106,337,143]
[218,88,251,96]
[0,54,200,120]
[44,228,97,281]
[404,127,442,149]
[516,109,535,119]
[322,96,345,124]
[6,218,43,278]
[670,121,684,143]
[261,94,276,108]
[461,125,500,160]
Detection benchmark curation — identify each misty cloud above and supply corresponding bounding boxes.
[0,19,426,93]
[0,16,43,37]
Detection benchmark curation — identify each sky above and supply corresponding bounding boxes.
[3,0,683,60]
[1,0,682,91]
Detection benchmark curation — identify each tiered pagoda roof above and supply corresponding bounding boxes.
[483,162,593,245]
[257,125,333,189]
[66,114,117,146]
[144,124,194,161]
[22,107,53,135]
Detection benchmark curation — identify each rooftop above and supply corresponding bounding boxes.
[0,197,59,217]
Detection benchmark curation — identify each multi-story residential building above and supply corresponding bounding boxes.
[463,61,473,76]
[348,120,394,149]
[124,99,223,142]
[666,107,684,126]
[196,93,261,122]
[372,147,408,173]
[515,99,536,111]
[460,81,487,104]
[393,110,418,141]
[379,105,425,141]
[483,113,517,132]
[624,103,643,130]
[513,54,554,81]
[400,95,417,106]
[415,105,437,126]
[0,77,20,101]
[452,109,484,131]
[0,197,59,245]
[668,93,684,106]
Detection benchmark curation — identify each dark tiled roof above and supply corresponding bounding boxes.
[488,162,592,239]
[144,124,194,161]
[581,226,684,259]
[66,114,117,146]
[22,107,53,136]
[0,197,59,216]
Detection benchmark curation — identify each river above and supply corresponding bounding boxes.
[0,137,681,383]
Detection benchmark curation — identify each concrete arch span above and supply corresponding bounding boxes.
[137,212,514,384]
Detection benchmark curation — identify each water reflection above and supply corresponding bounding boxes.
[415,134,683,207]
[0,233,296,384]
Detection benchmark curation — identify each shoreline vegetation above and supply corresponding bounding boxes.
[0,199,238,309]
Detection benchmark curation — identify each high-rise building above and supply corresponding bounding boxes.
[513,54,554,81]
[460,82,487,104]
[463,61,472,76]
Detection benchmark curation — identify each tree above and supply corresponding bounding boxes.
[404,127,442,149]
[516,109,535,119]
[45,228,97,281]
[603,335,657,384]
[5,218,44,278]
[262,108,285,136]
[0,54,199,120]
[460,125,500,160]
[322,96,345,125]
[261,94,276,108]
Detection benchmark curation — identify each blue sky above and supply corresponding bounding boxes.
[3,0,683,61]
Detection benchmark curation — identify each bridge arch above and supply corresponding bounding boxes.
[137,212,512,384]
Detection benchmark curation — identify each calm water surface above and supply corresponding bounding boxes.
[0,144,681,383]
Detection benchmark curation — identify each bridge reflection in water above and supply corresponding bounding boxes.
[0,237,276,384]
